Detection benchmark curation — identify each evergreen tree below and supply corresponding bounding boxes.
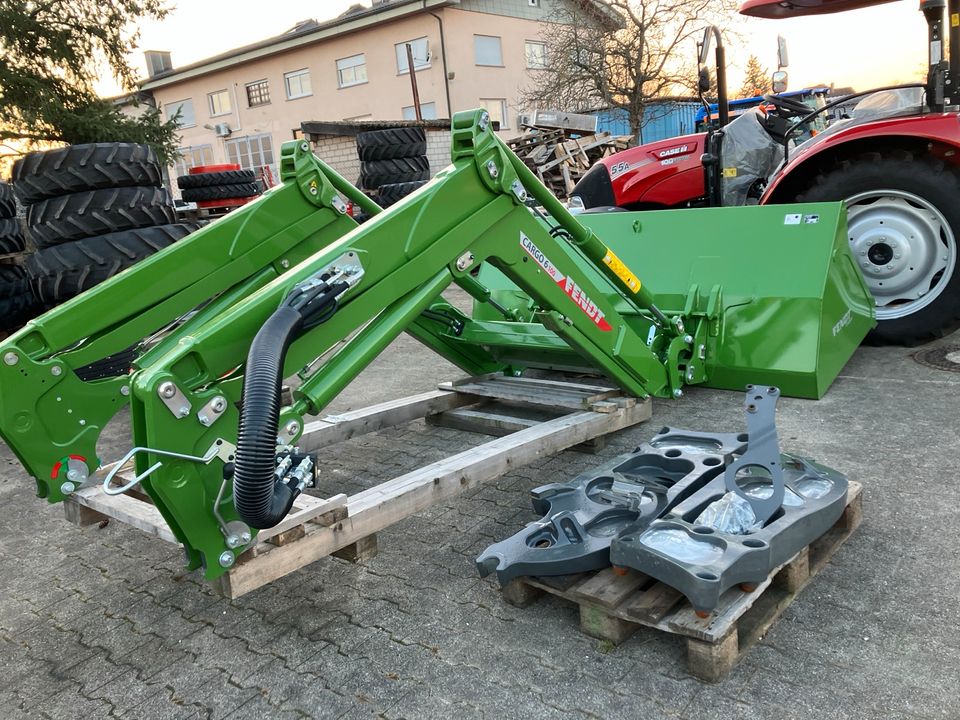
[738,55,771,99]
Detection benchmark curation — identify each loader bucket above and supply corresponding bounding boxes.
[470,202,874,399]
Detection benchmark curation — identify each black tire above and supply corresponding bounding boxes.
[27,223,195,305]
[0,218,26,255]
[0,183,15,218]
[177,170,256,190]
[377,180,428,208]
[180,183,260,202]
[359,156,430,190]
[357,127,427,161]
[27,186,175,248]
[0,265,42,331]
[12,143,161,204]
[795,153,960,345]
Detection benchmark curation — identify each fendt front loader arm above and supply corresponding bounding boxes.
[122,110,710,578]
[0,142,380,503]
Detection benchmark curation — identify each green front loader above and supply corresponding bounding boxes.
[0,110,873,580]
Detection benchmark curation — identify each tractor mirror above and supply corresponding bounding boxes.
[772,70,788,94]
[698,27,713,65]
[699,67,712,93]
[777,35,789,69]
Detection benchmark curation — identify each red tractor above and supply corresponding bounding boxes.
[572,0,960,345]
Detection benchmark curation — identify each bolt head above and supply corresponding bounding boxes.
[3,352,17,366]
[178,406,190,417]
[683,334,693,344]
[300,141,310,151]
[281,259,290,269]
[120,385,130,396]
[309,186,318,195]
[159,382,176,399]
[212,397,227,412]
[218,551,235,568]
[672,389,683,398]
[479,111,490,130]
[226,535,241,549]
[67,469,78,481]
[198,415,211,426]
[285,421,300,435]
[240,532,252,543]
[60,482,75,495]
[486,160,499,178]
[51,365,62,376]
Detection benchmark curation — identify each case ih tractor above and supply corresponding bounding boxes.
[573,0,960,345]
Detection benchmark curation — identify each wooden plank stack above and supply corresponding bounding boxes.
[507,127,631,198]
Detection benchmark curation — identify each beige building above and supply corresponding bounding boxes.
[140,0,615,184]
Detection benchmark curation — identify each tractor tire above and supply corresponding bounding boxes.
[27,223,195,306]
[0,218,26,255]
[795,153,960,345]
[0,265,41,331]
[12,143,161,204]
[0,182,15,218]
[180,183,260,202]
[359,156,430,190]
[27,186,175,248]
[177,169,256,190]
[356,127,427,161]
[377,180,427,207]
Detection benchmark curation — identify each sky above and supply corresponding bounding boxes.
[100,0,929,97]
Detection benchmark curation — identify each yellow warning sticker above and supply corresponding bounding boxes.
[952,12,959,26]
[722,167,738,178]
[602,248,641,294]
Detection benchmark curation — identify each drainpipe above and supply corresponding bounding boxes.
[427,9,453,117]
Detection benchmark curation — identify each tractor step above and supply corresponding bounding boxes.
[496,481,862,682]
[62,374,650,598]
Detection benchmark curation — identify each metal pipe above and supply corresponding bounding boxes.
[428,11,453,118]
[406,44,423,121]
[312,155,382,217]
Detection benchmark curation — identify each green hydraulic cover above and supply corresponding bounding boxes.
[472,203,874,398]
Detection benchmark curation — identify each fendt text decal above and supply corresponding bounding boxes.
[520,233,613,331]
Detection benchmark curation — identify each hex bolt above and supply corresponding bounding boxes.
[478,112,490,130]
[120,385,130,396]
[60,482,75,495]
[683,334,694,344]
[281,259,290,269]
[486,160,499,179]
[198,415,210,426]
[673,388,683,398]
[3,352,17,366]
[158,382,176,399]
[178,406,190,418]
[240,531,252,544]
[51,365,62,376]
[225,534,241,549]
[67,469,79,481]
[218,551,235,568]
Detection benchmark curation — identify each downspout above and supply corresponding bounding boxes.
[428,9,453,118]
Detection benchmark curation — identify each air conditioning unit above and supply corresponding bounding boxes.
[214,123,232,138]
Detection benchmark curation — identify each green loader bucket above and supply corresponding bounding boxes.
[469,202,874,399]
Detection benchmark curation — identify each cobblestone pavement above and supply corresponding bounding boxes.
[1,323,958,720]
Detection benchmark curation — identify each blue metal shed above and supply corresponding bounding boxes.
[591,101,700,144]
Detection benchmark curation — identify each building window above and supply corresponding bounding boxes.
[336,54,367,88]
[284,69,312,99]
[208,90,231,117]
[479,98,508,129]
[395,37,430,74]
[474,35,503,66]
[165,98,195,127]
[245,80,270,107]
[173,145,213,179]
[525,41,547,69]
[401,102,437,121]
[225,133,275,171]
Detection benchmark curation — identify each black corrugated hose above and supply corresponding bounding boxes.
[233,277,346,529]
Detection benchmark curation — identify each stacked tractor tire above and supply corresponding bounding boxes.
[0,182,35,331]
[357,127,430,214]
[176,165,261,210]
[11,143,196,317]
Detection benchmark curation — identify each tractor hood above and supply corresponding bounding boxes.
[739,0,898,18]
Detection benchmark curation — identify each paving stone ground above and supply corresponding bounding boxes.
[1,318,958,719]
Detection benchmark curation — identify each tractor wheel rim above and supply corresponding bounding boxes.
[845,189,956,320]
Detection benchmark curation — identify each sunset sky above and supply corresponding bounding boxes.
[101,0,928,99]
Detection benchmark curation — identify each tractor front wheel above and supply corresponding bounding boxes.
[795,154,960,345]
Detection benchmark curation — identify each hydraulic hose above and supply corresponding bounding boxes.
[233,279,345,529]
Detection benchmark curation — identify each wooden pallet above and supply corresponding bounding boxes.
[63,374,650,598]
[499,481,863,682]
